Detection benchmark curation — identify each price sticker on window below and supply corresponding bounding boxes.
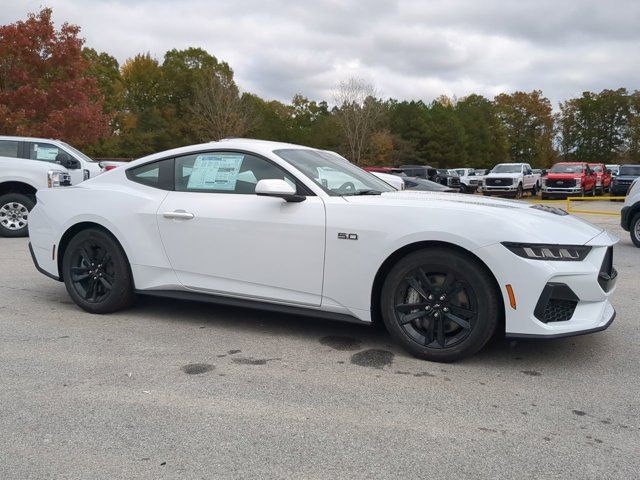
[187,154,244,191]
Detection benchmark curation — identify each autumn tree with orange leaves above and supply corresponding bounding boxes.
[0,8,110,146]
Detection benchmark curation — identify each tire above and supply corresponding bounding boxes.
[590,186,596,196]
[0,193,35,238]
[380,247,499,362]
[631,214,640,248]
[62,228,135,313]
[596,187,603,196]
[515,184,523,199]
[530,184,538,196]
[459,184,467,194]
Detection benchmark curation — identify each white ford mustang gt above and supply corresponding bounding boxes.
[28,139,618,361]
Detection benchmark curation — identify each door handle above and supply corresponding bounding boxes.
[163,210,195,220]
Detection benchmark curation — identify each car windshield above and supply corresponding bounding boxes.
[61,142,95,162]
[550,164,583,174]
[275,149,395,196]
[491,165,521,173]
[619,165,640,176]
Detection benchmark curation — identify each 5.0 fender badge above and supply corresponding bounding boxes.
[338,232,358,240]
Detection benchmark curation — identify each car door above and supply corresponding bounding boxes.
[523,164,533,188]
[156,150,326,306]
[23,141,85,184]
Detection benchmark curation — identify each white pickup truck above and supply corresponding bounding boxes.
[482,163,541,198]
[0,136,122,237]
[453,168,480,193]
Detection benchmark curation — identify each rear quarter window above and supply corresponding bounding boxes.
[0,140,19,158]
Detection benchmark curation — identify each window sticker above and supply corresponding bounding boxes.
[187,154,244,191]
[34,144,59,161]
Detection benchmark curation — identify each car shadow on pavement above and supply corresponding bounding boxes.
[129,294,613,369]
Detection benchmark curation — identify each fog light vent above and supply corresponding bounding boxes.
[534,283,579,323]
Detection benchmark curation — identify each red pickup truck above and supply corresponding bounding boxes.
[541,162,596,199]
[588,163,612,195]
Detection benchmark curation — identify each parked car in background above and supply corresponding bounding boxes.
[369,171,405,190]
[606,164,620,177]
[541,162,596,199]
[621,178,640,247]
[396,165,461,190]
[482,163,540,198]
[588,163,612,195]
[0,136,123,237]
[611,164,640,197]
[402,176,458,192]
[453,168,479,193]
[28,138,618,362]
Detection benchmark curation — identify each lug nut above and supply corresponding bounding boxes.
[434,312,439,317]
[443,307,449,312]
[428,294,434,300]
[439,295,446,301]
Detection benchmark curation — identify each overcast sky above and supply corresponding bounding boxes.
[4,0,640,106]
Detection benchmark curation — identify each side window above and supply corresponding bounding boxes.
[126,158,174,190]
[26,142,62,163]
[174,152,297,194]
[0,140,19,158]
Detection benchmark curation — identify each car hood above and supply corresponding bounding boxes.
[484,172,521,178]
[546,173,582,179]
[343,191,605,245]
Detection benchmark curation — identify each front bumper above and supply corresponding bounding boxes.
[541,187,582,197]
[475,230,618,338]
[29,242,60,281]
[621,206,631,231]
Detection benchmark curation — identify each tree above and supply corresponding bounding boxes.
[332,78,382,164]
[494,91,554,167]
[558,88,631,163]
[0,8,110,146]
[189,71,252,141]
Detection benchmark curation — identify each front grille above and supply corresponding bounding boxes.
[485,177,512,187]
[598,247,617,292]
[448,177,460,187]
[542,299,577,323]
[534,283,579,323]
[547,178,576,188]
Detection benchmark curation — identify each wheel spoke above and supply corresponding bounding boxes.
[79,247,94,266]
[99,276,113,291]
[436,317,446,346]
[395,302,428,313]
[416,268,434,291]
[399,310,427,325]
[445,312,471,330]
[448,304,475,317]
[72,272,91,282]
[83,279,96,300]
[440,272,455,293]
[407,277,429,300]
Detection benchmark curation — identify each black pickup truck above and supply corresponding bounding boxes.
[398,165,461,190]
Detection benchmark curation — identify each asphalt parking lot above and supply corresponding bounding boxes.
[1,202,638,479]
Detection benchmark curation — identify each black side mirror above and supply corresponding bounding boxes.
[56,152,80,169]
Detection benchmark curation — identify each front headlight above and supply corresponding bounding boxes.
[501,242,591,261]
[47,170,71,188]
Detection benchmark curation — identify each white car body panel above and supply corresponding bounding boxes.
[29,139,617,338]
[369,171,404,190]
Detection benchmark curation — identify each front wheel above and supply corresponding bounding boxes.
[62,228,135,313]
[515,184,523,199]
[380,248,499,362]
[631,214,640,248]
[0,193,35,238]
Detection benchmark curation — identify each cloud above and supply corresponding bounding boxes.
[3,0,640,106]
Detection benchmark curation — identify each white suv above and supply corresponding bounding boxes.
[0,136,109,237]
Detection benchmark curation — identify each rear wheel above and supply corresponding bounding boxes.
[62,228,135,313]
[381,248,499,362]
[0,193,34,238]
[530,184,538,196]
[631,214,640,248]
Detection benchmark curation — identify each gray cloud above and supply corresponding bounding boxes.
[3,0,640,105]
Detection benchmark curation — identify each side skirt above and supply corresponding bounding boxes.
[135,289,370,326]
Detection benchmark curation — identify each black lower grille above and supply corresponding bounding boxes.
[547,178,576,188]
[534,283,579,323]
[542,299,577,323]
[448,177,460,187]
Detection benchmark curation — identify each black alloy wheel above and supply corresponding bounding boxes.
[62,228,135,313]
[381,248,499,362]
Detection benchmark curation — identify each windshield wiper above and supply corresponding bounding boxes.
[343,190,383,196]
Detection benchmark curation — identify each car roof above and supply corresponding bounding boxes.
[127,138,317,167]
[0,135,63,143]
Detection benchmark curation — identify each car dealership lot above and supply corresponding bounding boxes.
[1,206,638,479]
